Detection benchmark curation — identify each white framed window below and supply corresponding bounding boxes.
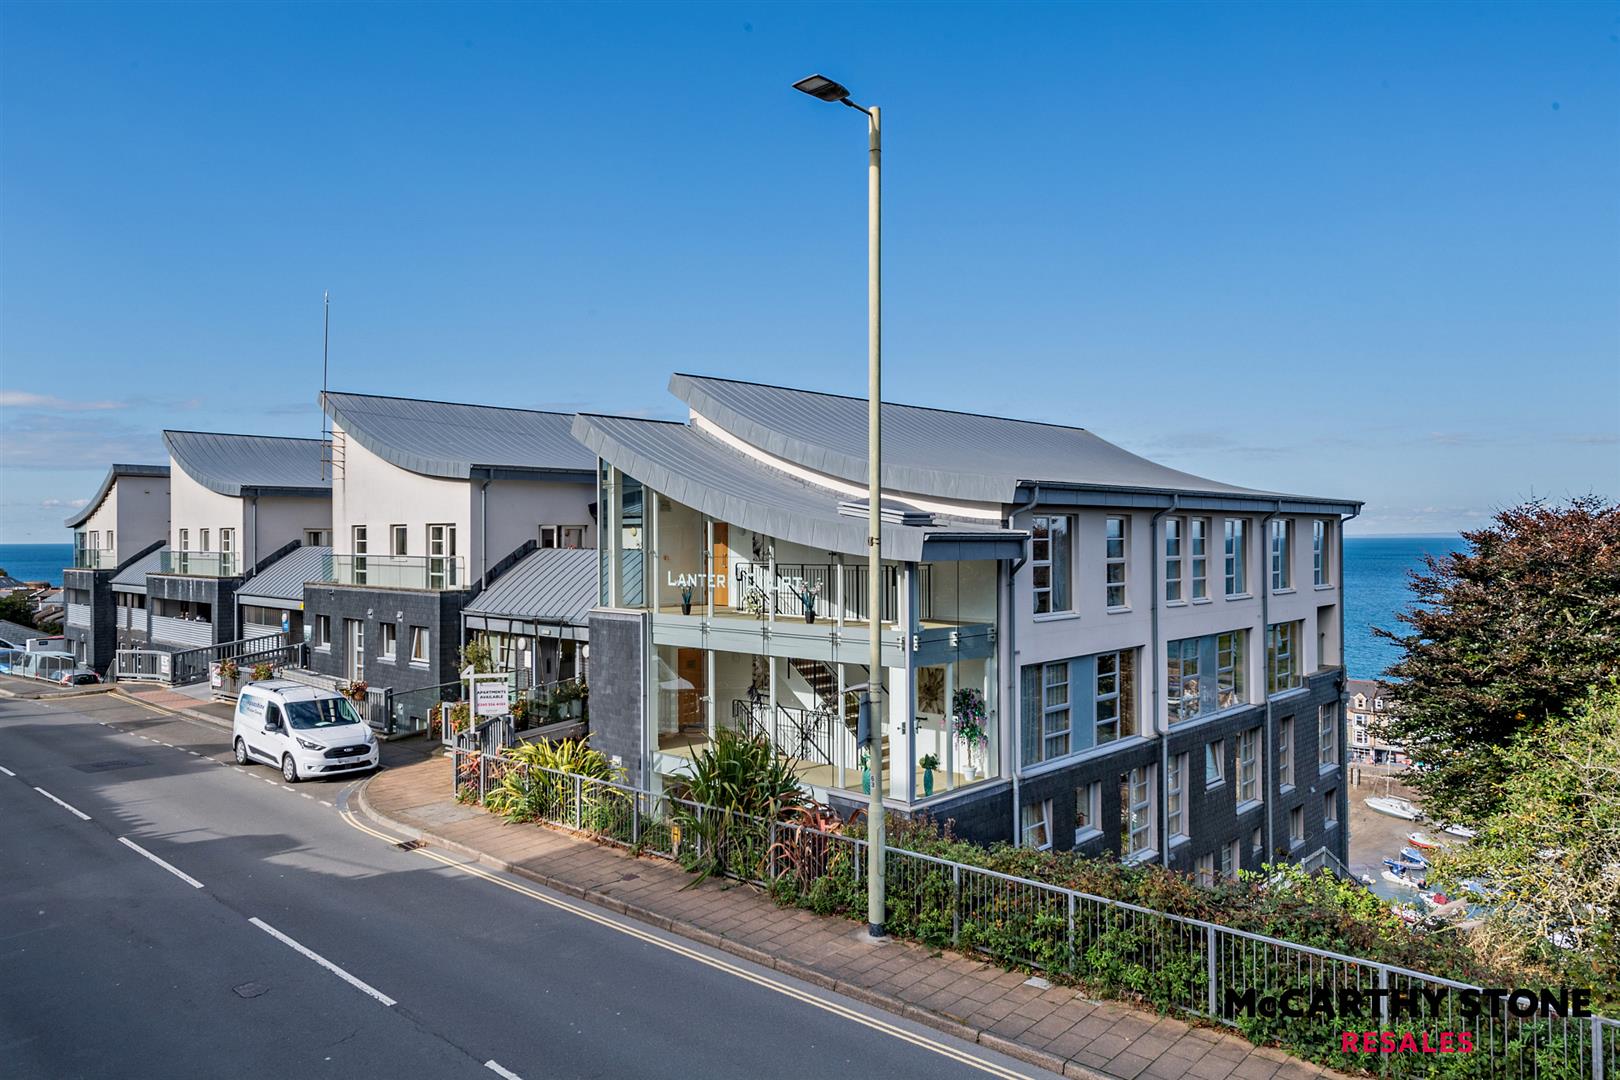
[1270,519,1292,591]
[88,530,99,550]
[1205,739,1225,786]
[428,524,457,589]
[179,528,190,551]
[1223,519,1246,596]
[1289,805,1305,847]
[1219,839,1239,881]
[379,622,397,660]
[1313,520,1329,586]
[1031,514,1072,614]
[410,626,430,665]
[1041,662,1071,761]
[219,528,234,553]
[1251,826,1263,854]
[1324,789,1339,828]
[1167,753,1188,841]
[1195,852,1215,887]
[305,529,330,547]
[314,614,330,649]
[1353,720,1368,746]
[1022,799,1052,850]
[1093,650,1135,744]
[561,525,585,549]
[1122,767,1154,860]
[1318,703,1339,769]
[1278,716,1295,789]
[353,524,368,554]
[199,528,210,552]
[1105,517,1128,608]
[391,525,408,556]
[1217,630,1245,709]
[1190,518,1209,600]
[1237,727,1261,807]
[1074,782,1102,842]
[1267,620,1302,695]
[540,525,560,549]
[1164,518,1182,603]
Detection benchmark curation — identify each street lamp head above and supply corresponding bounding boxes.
[792,73,851,103]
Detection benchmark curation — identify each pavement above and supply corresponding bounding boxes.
[0,690,1055,1080]
[361,755,1346,1080]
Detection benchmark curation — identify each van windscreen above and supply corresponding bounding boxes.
[285,697,363,730]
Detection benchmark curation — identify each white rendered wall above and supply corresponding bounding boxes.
[248,494,331,568]
[169,460,245,550]
[113,475,170,562]
[475,475,597,580]
[330,423,472,557]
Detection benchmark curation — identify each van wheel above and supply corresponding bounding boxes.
[234,738,249,766]
[281,754,300,783]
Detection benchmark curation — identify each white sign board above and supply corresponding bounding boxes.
[472,677,509,718]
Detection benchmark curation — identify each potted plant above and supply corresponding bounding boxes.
[250,661,274,682]
[342,679,369,703]
[919,753,940,796]
[952,687,989,778]
[680,584,694,616]
[215,658,240,695]
[796,582,822,624]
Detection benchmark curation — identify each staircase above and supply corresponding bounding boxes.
[788,658,865,734]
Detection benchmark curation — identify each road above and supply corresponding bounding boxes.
[0,691,1052,1080]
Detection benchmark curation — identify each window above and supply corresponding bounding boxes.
[1190,518,1209,600]
[1251,826,1263,854]
[1237,727,1261,807]
[1074,782,1102,842]
[1105,517,1128,608]
[379,622,397,660]
[1205,739,1225,785]
[179,528,190,551]
[1324,789,1339,828]
[1353,720,1368,746]
[1318,703,1339,769]
[1269,519,1292,591]
[1313,520,1329,586]
[305,529,330,547]
[1168,637,1200,722]
[1289,805,1305,847]
[1021,800,1052,850]
[1278,716,1295,789]
[200,528,210,553]
[1121,767,1154,859]
[1041,662,1071,761]
[1266,621,1302,695]
[391,525,408,556]
[1031,515,1072,614]
[1195,853,1215,887]
[219,528,234,553]
[428,524,457,589]
[410,626,430,664]
[1169,631,1246,721]
[352,525,369,584]
[89,530,99,550]
[1093,650,1135,744]
[561,526,585,549]
[540,525,559,549]
[1219,839,1240,881]
[1167,753,1188,841]
[106,530,114,553]
[314,614,330,649]
[1164,518,1182,603]
[1223,519,1246,596]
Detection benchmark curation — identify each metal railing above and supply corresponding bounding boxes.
[714,561,922,624]
[165,634,302,686]
[322,553,465,590]
[159,550,240,577]
[114,649,170,681]
[72,548,113,569]
[451,749,1616,1080]
[0,649,80,682]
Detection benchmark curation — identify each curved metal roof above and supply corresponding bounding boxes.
[321,391,595,480]
[572,414,1024,562]
[64,464,169,528]
[464,547,597,626]
[164,431,330,498]
[670,373,1358,511]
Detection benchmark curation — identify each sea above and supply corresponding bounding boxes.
[0,536,1461,678]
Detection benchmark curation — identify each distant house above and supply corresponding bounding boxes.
[0,571,31,594]
[1346,678,1408,767]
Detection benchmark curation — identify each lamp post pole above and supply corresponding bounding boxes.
[793,73,884,936]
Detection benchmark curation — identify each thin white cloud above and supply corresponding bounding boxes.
[40,497,90,509]
[0,390,127,412]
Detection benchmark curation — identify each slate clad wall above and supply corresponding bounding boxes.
[303,584,467,694]
[586,610,647,786]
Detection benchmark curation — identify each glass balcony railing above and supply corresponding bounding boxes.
[72,548,113,569]
[322,553,466,591]
[159,551,240,577]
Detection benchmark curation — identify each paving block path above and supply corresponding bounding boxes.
[361,756,1347,1080]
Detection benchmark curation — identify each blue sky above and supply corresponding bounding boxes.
[2,1,1616,542]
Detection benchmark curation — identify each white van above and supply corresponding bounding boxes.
[232,680,379,783]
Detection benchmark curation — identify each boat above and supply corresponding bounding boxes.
[1366,796,1422,820]
[1381,868,1423,890]
[1383,855,1426,873]
[1407,831,1441,849]
[1440,822,1477,840]
[1399,847,1431,868]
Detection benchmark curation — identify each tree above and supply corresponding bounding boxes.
[1377,496,1620,824]
[1429,685,1620,998]
[0,590,38,630]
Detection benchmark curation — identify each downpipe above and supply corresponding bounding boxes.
[1007,485,1037,846]
[1261,500,1281,863]
[1151,496,1179,859]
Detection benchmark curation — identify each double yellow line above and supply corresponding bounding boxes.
[340,810,1035,1079]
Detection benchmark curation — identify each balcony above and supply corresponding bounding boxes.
[72,548,113,570]
[159,551,240,577]
[322,553,466,591]
[656,562,916,626]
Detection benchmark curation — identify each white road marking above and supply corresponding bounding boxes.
[0,764,15,777]
[118,837,205,889]
[188,751,201,756]
[248,918,396,1006]
[33,787,91,821]
[485,1061,523,1080]
[300,793,314,800]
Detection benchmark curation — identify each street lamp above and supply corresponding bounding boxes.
[793,72,885,938]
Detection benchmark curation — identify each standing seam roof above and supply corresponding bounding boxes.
[463,547,597,626]
[322,392,596,479]
[235,547,330,605]
[164,431,330,498]
[64,464,170,528]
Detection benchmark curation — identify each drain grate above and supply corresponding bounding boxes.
[395,839,425,851]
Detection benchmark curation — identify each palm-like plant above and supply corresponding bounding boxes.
[674,729,807,884]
